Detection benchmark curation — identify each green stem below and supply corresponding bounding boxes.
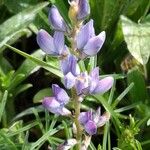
[74,96,82,149]
[143,64,147,80]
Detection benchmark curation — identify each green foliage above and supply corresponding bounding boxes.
[0,0,150,149]
[0,2,49,52]
[121,15,150,65]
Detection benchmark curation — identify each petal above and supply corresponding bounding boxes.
[77,0,90,20]
[49,5,68,32]
[90,67,99,79]
[37,29,56,55]
[61,107,71,116]
[60,55,71,75]
[93,107,101,124]
[76,20,95,50]
[97,112,110,127]
[64,72,76,89]
[53,31,65,55]
[57,139,77,150]
[75,72,89,95]
[42,97,61,114]
[93,76,114,94]
[83,31,106,56]
[84,120,97,135]
[70,55,80,76]
[89,67,100,93]
[60,55,79,76]
[52,84,70,105]
[79,110,92,125]
[89,79,98,94]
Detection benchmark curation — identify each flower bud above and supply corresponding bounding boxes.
[68,1,79,23]
[77,0,90,21]
[68,0,90,23]
[49,5,69,32]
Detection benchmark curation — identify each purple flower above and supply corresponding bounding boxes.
[79,108,110,135]
[64,65,114,95]
[69,0,90,21]
[76,19,106,59]
[42,84,71,116]
[77,0,90,20]
[37,29,69,56]
[60,55,80,76]
[87,67,114,94]
[48,5,69,32]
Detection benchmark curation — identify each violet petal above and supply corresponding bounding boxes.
[52,84,70,105]
[53,31,65,55]
[75,72,89,95]
[61,107,71,116]
[60,55,79,76]
[97,112,110,127]
[84,120,97,135]
[49,5,68,32]
[93,76,114,94]
[37,29,56,55]
[79,111,92,125]
[64,72,76,89]
[83,31,106,56]
[76,20,95,50]
[77,0,90,20]
[42,97,61,114]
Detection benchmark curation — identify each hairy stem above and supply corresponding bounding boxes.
[71,88,82,149]
[74,96,82,149]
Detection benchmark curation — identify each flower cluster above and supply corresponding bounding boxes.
[79,108,110,135]
[37,0,114,148]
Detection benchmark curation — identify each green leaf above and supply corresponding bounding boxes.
[0,2,49,52]
[13,106,44,121]
[90,0,127,32]
[112,82,134,108]
[125,0,143,17]
[33,88,52,103]
[147,118,150,126]
[0,130,17,150]
[5,0,38,13]
[13,84,32,96]
[127,67,148,102]
[0,56,13,75]
[121,15,150,65]
[0,90,8,122]
[5,44,63,77]
[14,49,45,82]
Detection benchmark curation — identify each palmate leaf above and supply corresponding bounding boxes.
[121,15,150,65]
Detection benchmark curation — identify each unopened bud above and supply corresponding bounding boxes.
[68,0,79,23]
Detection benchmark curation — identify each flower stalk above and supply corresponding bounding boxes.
[74,96,82,149]
[37,0,114,149]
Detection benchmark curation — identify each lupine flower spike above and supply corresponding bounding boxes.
[37,0,114,149]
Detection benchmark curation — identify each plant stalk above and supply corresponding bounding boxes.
[74,96,82,149]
